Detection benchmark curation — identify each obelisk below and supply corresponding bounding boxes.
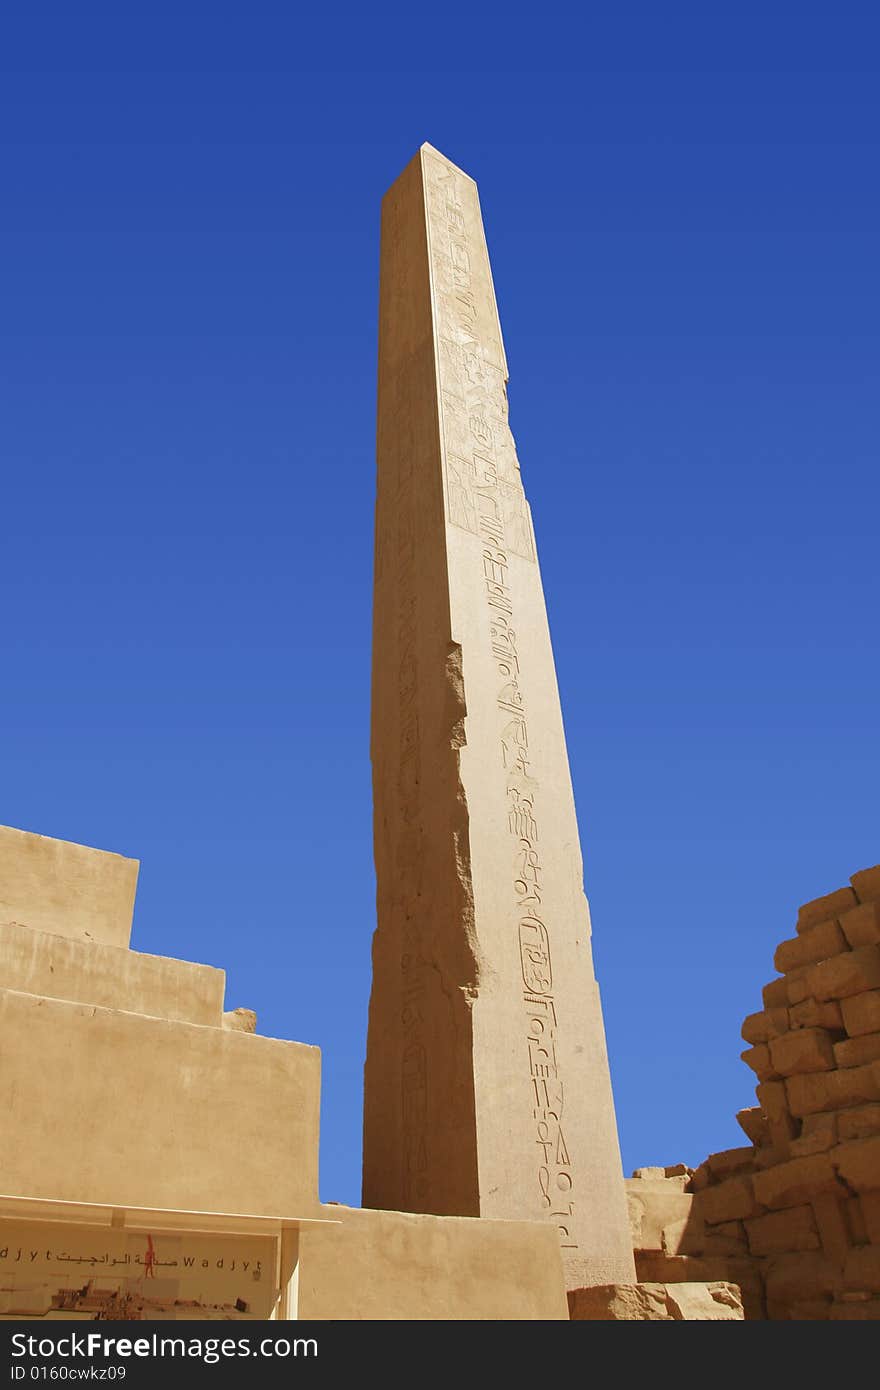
[364,143,636,1289]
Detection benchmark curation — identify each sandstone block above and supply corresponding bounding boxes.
[851,866,880,904]
[785,1299,832,1320]
[664,1282,744,1320]
[786,1062,880,1117]
[567,1282,670,1320]
[222,1007,257,1033]
[736,1107,768,1146]
[631,1166,666,1180]
[842,990,880,1037]
[741,1008,789,1045]
[789,1134,834,1160]
[830,1297,880,1319]
[688,1163,711,1192]
[633,1253,763,1320]
[764,1252,840,1303]
[834,1033,880,1069]
[752,1152,844,1210]
[706,1146,756,1180]
[799,945,880,1003]
[843,1245,880,1292]
[831,1135,880,1192]
[839,901,880,950]
[811,1194,852,1264]
[756,1079,792,1123]
[861,1194,880,1243]
[762,977,791,1009]
[662,1217,747,1258]
[775,918,847,974]
[664,1164,692,1178]
[699,1176,762,1225]
[744,1204,819,1255]
[769,1027,835,1077]
[847,1196,869,1245]
[741,1043,779,1081]
[797,886,857,933]
[789,997,844,1032]
[567,1280,743,1320]
[625,1179,693,1252]
[839,1105,880,1142]
[755,1080,798,1155]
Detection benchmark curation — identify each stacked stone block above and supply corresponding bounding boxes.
[633,863,880,1319]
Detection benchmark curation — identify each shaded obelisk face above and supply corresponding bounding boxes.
[364,143,636,1289]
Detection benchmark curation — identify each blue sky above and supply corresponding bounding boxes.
[3,6,878,1204]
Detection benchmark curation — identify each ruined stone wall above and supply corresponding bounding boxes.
[631,862,880,1320]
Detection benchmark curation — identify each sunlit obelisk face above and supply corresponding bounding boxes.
[364,143,635,1290]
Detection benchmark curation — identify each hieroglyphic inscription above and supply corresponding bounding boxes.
[425,154,576,1247]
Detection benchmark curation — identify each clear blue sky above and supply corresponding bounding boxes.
[3,7,878,1204]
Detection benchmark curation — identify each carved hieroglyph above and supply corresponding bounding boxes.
[364,144,636,1288]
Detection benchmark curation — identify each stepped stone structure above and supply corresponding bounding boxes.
[0,822,569,1321]
[626,863,880,1320]
[363,143,635,1289]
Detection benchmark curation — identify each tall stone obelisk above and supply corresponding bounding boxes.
[364,143,635,1289]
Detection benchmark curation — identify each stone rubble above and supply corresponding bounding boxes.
[628,862,880,1319]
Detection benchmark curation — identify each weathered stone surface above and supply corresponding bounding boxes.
[664,1282,744,1320]
[363,144,634,1289]
[786,1062,880,1117]
[851,866,880,905]
[664,1163,692,1179]
[634,1253,763,1319]
[812,1194,852,1264]
[661,1215,746,1257]
[625,1178,693,1252]
[568,1282,669,1320]
[775,919,847,974]
[688,1162,711,1192]
[741,1043,778,1081]
[830,1297,880,1319]
[736,1107,768,1146]
[631,1166,666,1181]
[755,1080,798,1154]
[847,1196,869,1244]
[842,990,880,1037]
[769,1027,835,1077]
[764,1252,840,1303]
[797,886,857,934]
[706,1147,756,1180]
[741,1008,788,1045]
[839,901,880,950]
[0,824,138,949]
[796,945,880,1003]
[785,1299,833,1320]
[839,1105,880,1142]
[861,1194,880,1243]
[752,1153,844,1210]
[744,1204,819,1255]
[789,997,844,1032]
[0,918,224,1026]
[699,1176,762,1225]
[567,1280,743,1321]
[790,1110,838,1159]
[831,1135,880,1192]
[834,1033,880,1069]
[299,1205,570,1320]
[843,1245,880,1292]
[755,1079,792,1123]
[763,977,794,1009]
[222,1007,257,1033]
